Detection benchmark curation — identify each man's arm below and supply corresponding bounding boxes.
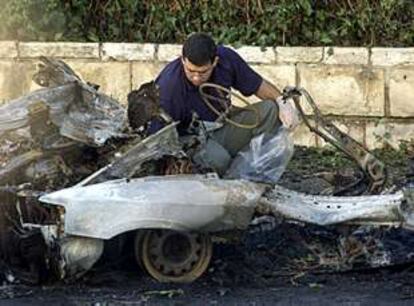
[254,79,281,100]
[255,79,301,130]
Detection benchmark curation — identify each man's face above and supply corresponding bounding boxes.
[182,57,218,87]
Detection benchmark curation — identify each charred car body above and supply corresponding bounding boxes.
[0,58,413,284]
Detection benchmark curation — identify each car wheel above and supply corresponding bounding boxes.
[134,229,212,283]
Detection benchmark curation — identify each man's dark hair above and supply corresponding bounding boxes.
[182,33,217,66]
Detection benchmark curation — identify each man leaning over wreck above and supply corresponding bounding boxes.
[149,32,298,175]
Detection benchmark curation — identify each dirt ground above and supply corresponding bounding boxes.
[2,267,414,305]
[1,144,414,305]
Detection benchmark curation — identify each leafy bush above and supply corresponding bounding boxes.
[0,0,67,41]
[0,0,412,46]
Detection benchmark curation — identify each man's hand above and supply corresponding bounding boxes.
[254,79,301,130]
[276,96,301,130]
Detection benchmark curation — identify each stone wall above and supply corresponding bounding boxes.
[1,41,413,149]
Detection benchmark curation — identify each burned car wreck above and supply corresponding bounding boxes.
[0,57,413,284]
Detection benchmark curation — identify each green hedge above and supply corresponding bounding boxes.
[0,0,413,46]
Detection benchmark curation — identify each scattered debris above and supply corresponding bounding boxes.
[0,57,413,288]
[143,288,184,298]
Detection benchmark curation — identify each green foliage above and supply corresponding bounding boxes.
[0,0,67,41]
[0,0,413,46]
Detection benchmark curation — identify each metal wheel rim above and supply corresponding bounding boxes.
[138,229,212,283]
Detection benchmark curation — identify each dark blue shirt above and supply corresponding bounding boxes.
[151,45,262,134]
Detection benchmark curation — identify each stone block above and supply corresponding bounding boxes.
[231,46,275,64]
[292,121,317,147]
[388,123,414,149]
[216,64,295,107]
[101,43,155,61]
[158,44,182,62]
[252,64,296,92]
[0,60,38,103]
[389,67,414,117]
[0,41,18,58]
[365,120,414,149]
[298,64,384,116]
[131,62,165,90]
[324,47,368,65]
[65,60,131,104]
[316,119,365,148]
[19,42,99,59]
[276,47,323,63]
[371,48,414,66]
